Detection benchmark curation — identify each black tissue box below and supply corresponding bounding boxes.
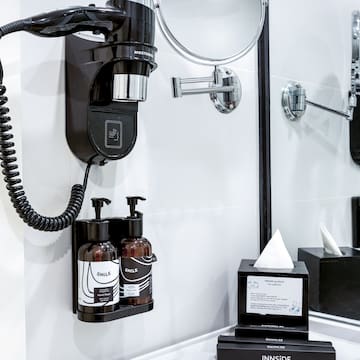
[237,260,309,340]
[298,247,360,320]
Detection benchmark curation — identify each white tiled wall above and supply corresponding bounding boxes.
[270,0,360,258]
[18,1,260,359]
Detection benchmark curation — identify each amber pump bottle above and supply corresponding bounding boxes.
[120,196,155,306]
[78,198,119,314]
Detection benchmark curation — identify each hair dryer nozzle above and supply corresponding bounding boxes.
[113,74,148,102]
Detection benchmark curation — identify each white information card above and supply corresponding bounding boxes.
[246,276,303,317]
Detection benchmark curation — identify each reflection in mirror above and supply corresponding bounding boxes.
[281,11,360,123]
[270,8,360,324]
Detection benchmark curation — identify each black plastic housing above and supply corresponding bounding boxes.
[352,196,360,248]
[65,0,157,165]
[350,95,360,165]
[298,247,360,320]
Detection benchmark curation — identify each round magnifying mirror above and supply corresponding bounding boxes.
[154,0,267,65]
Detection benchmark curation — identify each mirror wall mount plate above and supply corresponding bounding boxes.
[172,67,242,114]
[154,0,268,114]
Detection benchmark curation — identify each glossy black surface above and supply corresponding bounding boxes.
[25,6,127,38]
[65,1,157,164]
[78,301,153,322]
[350,95,360,165]
[217,337,335,360]
[352,196,360,248]
[298,247,360,320]
[238,260,309,337]
[258,6,272,252]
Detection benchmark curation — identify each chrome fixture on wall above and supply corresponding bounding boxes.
[282,82,357,121]
[154,0,268,114]
[282,11,360,122]
[172,67,241,114]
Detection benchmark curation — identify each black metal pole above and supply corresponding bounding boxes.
[258,6,272,252]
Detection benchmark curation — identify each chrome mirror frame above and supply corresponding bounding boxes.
[153,0,268,66]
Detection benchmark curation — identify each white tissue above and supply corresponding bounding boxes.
[254,229,294,269]
[320,223,342,256]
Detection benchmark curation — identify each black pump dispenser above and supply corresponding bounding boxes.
[126,196,145,237]
[92,198,111,219]
[87,197,111,242]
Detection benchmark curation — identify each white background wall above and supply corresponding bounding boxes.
[270,0,360,257]
[17,0,260,359]
[0,1,26,359]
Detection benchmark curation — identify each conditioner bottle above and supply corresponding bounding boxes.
[120,197,156,305]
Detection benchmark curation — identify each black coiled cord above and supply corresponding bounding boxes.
[0,60,92,231]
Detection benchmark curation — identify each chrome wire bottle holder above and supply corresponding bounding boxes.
[172,67,241,114]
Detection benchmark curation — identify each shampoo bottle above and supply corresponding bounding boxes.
[120,197,154,305]
[78,198,119,314]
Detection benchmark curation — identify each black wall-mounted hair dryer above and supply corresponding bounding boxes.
[0,0,157,231]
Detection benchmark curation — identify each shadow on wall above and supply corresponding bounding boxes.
[24,228,71,264]
[22,53,73,265]
[20,44,120,265]
[23,60,65,96]
[287,74,346,157]
[285,74,348,203]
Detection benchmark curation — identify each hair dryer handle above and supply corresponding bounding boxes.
[24,6,127,37]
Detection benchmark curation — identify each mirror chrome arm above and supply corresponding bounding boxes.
[282,82,357,121]
[173,76,235,97]
[172,67,242,114]
[306,98,354,121]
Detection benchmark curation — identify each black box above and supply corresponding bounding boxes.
[217,336,336,360]
[237,260,309,339]
[298,247,360,320]
[234,323,308,341]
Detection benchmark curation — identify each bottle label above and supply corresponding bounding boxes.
[120,256,152,299]
[78,260,119,307]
